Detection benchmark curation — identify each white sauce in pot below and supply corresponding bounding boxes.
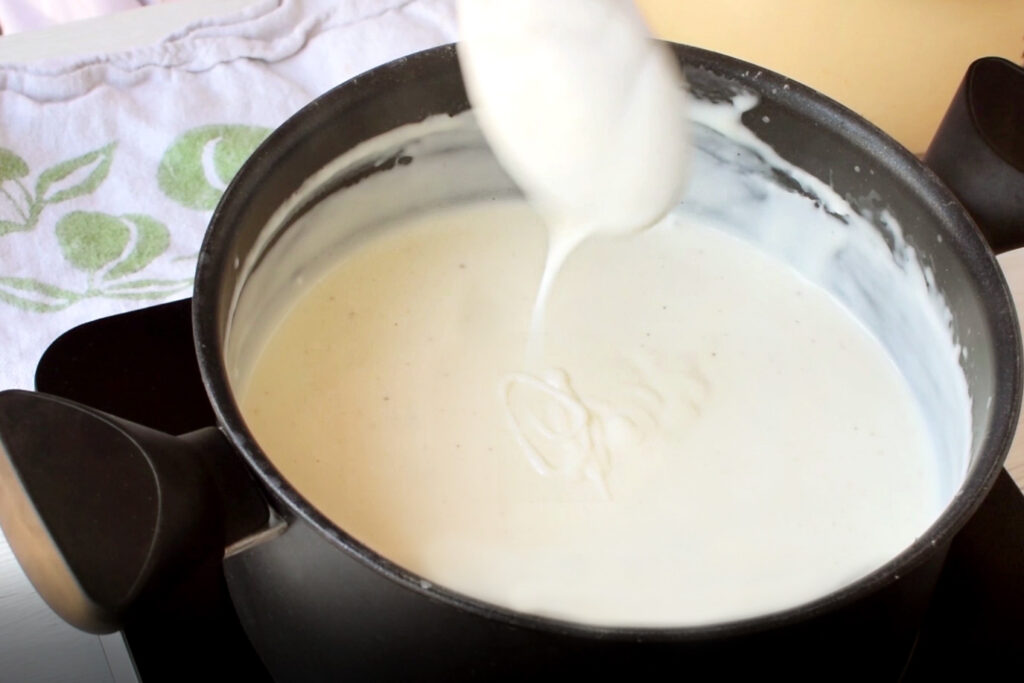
[227,90,970,628]
[239,198,942,626]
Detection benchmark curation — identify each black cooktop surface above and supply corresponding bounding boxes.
[34,299,1024,681]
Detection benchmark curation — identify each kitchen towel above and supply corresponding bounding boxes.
[0,0,457,391]
[0,0,166,35]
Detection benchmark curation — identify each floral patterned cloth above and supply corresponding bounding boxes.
[0,0,456,389]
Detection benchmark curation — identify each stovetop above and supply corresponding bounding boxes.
[34,299,1024,681]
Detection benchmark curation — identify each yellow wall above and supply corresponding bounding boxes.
[637,0,1024,153]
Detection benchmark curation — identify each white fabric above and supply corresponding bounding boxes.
[0,0,148,35]
[0,0,457,390]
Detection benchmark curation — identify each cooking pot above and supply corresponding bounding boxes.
[0,45,1021,680]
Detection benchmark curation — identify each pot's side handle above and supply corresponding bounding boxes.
[924,56,1024,255]
[0,389,269,634]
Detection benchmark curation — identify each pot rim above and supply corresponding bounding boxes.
[193,42,1022,640]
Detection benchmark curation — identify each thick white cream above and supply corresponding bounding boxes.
[457,0,691,485]
[239,198,942,626]
[456,0,687,237]
[456,0,688,357]
[228,94,970,628]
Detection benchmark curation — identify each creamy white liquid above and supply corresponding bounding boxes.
[240,198,943,627]
[229,91,970,627]
[456,0,688,356]
[458,0,690,484]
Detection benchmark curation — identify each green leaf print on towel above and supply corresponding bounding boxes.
[0,148,29,181]
[56,211,132,272]
[0,212,190,313]
[0,142,117,235]
[55,211,187,297]
[158,125,270,210]
[0,277,81,313]
[0,125,268,313]
[104,215,170,280]
[0,148,33,234]
[37,142,116,205]
[56,212,171,280]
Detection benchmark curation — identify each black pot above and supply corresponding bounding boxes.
[0,45,1021,681]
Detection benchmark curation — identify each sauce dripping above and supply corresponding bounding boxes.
[457,0,688,492]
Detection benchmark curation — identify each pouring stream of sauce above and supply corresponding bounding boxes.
[457,0,688,492]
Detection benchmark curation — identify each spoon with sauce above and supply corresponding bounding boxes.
[457,0,689,492]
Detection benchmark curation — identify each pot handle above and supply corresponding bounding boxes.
[924,56,1024,255]
[0,389,269,634]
